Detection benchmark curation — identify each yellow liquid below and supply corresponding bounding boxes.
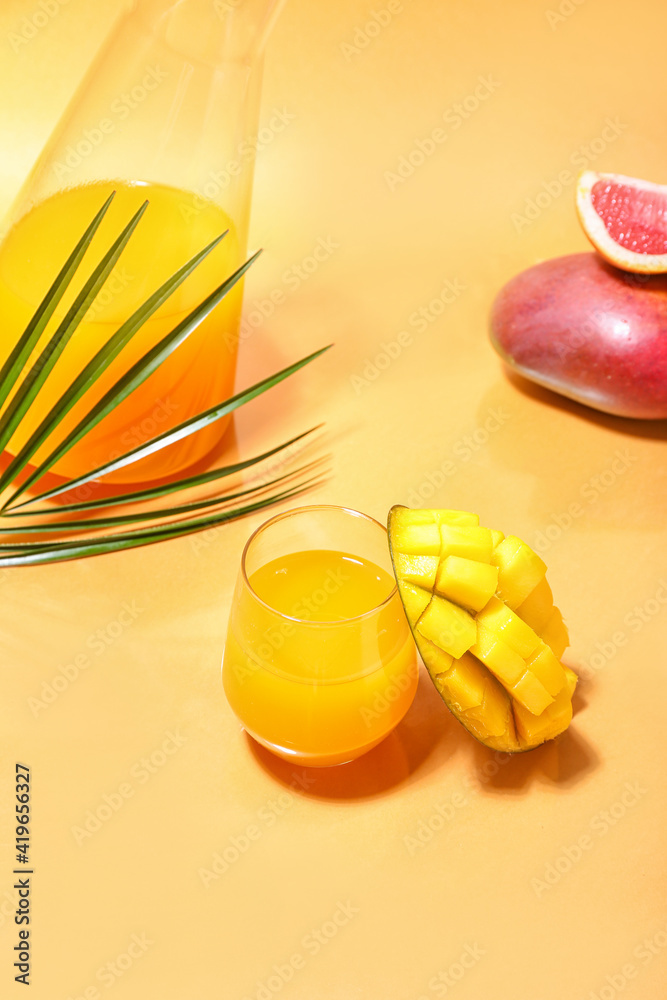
[222,549,418,767]
[0,180,244,483]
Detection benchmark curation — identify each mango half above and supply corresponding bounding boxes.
[388,506,577,752]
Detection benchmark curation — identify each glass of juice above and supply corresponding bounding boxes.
[222,506,419,767]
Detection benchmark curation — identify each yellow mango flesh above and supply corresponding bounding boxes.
[477,597,541,658]
[395,552,439,590]
[388,505,577,752]
[416,594,477,659]
[398,581,432,622]
[391,508,480,555]
[540,607,570,659]
[440,524,494,563]
[472,623,554,715]
[435,653,519,751]
[434,555,499,612]
[493,535,547,609]
[513,687,573,748]
[525,642,566,697]
[515,577,554,631]
[420,637,454,675]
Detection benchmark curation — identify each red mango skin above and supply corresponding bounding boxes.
[490,253,667,419]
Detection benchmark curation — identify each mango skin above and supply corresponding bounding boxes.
[490,253,667,420]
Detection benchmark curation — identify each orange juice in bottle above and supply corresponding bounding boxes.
[0,0,286,483]
[0,180,243,481]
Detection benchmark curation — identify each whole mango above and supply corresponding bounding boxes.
[490,253,667,419]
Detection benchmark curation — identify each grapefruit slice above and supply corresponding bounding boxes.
[576,170,667,273]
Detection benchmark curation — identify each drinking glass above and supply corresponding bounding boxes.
[222,506,419,767]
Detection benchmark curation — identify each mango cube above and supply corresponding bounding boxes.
[434,653,483,711]
[471,623,525,686]
[511,670,554,716]
[393,521,441,555]
[513,687,572,748]
[418,637,454,676]
[436,653,517,746]
[391,508,480,555]
[473,624,554,714]
[439,524,493,563]
[540,607,569,658]
[525,641,566,698]
[516,577,554,631]
[434,555,499,612]
[492,535,547,609]
[416,594,477,659]
[397,582,431,623]
[395,552,439,590]
[477,597,541,658]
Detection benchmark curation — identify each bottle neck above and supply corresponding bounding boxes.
[133,0,286,64]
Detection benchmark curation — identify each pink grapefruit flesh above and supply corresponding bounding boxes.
[577,171,667,273]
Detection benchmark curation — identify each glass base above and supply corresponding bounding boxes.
[244,726,391,768]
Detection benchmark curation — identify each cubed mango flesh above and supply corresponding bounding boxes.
[395,552,439,590]
[435,653,518,750]
[477,597,541,658]
[513,687,573,748]
[388,505,577,752]
[418,637,454,676]
[540,607,570,659]
[439,524,494,563]
[492,535,547,609]
[397,581,431,623]
[434,555,499,612]
[515,576,554,631]
[416,594,477,659]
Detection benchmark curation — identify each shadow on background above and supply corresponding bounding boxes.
[247,668,457,801]
[504,368,667,442]
[247,662,597,800]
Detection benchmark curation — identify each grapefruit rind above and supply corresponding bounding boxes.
[576,169,667,274]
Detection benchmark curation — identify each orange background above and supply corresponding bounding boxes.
[1,1,666,998]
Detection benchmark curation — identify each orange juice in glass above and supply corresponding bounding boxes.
[222,506,419,767]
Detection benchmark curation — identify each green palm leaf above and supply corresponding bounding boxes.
[0,461,325,536]
[0,192,114,412]
[0,478,324,568]
[0,197,331,565]
[3,426,322,517]
[2,248,259,510]
[0,199,148,456]
[0,230,228,499]
[9,345,329,511]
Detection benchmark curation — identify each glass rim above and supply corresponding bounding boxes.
[240,504,398,626]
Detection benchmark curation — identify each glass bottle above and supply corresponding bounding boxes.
[0,0,286,484]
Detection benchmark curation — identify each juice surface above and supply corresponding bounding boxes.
[223,549,419,765]
[249,548,397,624]
[0,180,244,483]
